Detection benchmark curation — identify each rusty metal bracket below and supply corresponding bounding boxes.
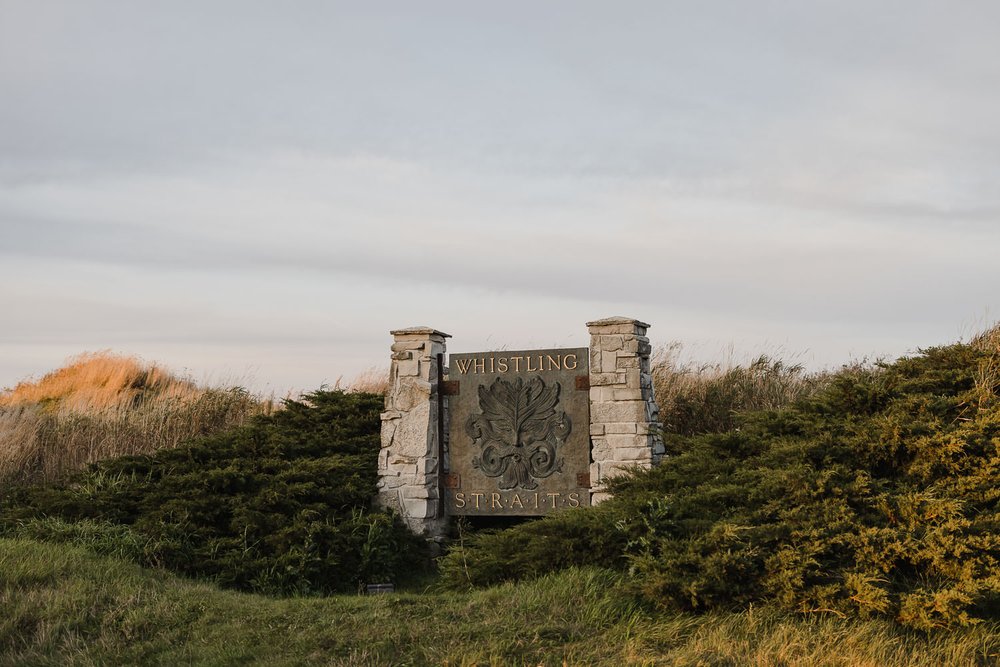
[575,375,590,391]
[441,380,460,396]
[443,473,461,489]
[576,472,591,488]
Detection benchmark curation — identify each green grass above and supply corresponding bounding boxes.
[3,538,999,666]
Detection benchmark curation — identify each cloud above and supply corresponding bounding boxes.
[2,1,1000,390]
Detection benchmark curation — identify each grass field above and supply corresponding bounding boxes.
[3,537,999,666]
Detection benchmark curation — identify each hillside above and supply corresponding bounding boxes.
[0,352,271,486]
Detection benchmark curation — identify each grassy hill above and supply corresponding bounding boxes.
[4,331,1000,663]
[3,537,997,666]
[0,352,271,487]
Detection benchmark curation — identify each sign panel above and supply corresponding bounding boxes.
[446,348,591,516]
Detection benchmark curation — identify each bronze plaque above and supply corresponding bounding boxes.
[446,347,591,516]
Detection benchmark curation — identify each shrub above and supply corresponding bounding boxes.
[438,507,628,589]
[0,390,425,594]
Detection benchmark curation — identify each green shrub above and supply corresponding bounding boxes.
[0,390,425,594]
[439,507,628,589]
[629,342,1000,629]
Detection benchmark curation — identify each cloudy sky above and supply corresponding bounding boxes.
[2,1,999,394]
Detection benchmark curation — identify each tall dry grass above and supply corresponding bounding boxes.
[652,342,835,436]
[336,366,390,395]
[0,352,273,487]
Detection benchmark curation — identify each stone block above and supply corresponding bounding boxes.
[613,446,654,462]
[605,422,637,434]
[382,475,407,489]
[605,433,645,449]
[613,388,643,401]
[590,348,602,371]
[397,359,419,376]
[391,326,451,339]
[591,444,613,461]
[616,356,639,370]
[592,400,647,424]
[600,335,624,351]
[388,464,417,479]
[590,491,613,505]
[400,497,433,520]
[391,341,425,352]
[601,351,620,373]
[393,403,433,457]
[590,423,606,436]
[392,379,432,411]
[586,317,649,335]
[403,484,438,500]
[590,372,624,387]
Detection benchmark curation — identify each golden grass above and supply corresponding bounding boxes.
[651,342,834,435]
[0,352,273,487]
[337,366,390,395]
[0,351,199,411]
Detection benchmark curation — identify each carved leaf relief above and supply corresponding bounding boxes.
[466,376,570,490]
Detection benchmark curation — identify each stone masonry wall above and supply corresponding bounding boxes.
[587,317,664,503]
[376,327,449,538]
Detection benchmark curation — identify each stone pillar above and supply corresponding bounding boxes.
[377,327,450,539]
[587,317,664,503]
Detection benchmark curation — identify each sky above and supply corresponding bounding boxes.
[2,1,999,395]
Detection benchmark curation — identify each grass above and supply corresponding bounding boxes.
[3,537,1000,666]
[0,352,273,487]
[651,343,835,436]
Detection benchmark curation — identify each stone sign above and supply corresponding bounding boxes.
[445,348,591,516]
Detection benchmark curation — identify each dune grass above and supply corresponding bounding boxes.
[651,343,835,436]
[3,537,999,666]
[0,352,273,487]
